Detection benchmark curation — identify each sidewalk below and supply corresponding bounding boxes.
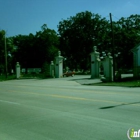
[67,75,102,85]
[75,78,102,85]
[68,74,133,85]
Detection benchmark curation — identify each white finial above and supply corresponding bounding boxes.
[51,61,54,65]
[93,46,97,52]
[108,52,111,56]
[58,51,61,56]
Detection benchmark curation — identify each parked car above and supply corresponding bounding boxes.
[63,71,75,77]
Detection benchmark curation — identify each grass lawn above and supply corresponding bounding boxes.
[93,81,140,87]
[0,73,51,81]
[93,77,140,87]
[0,74,16,81]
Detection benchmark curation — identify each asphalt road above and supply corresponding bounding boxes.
[0,76,140,140]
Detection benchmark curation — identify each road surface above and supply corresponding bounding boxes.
[0,76,140,140]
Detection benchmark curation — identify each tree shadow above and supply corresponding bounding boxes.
[99,101,140,109]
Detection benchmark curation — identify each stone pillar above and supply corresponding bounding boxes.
[90,46,100,78]
[102,53,113,81]
[50,61,55,78]
[55,51,64,78]
[16,62,20,79]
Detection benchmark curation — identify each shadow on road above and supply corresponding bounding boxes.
[99,101,140,109]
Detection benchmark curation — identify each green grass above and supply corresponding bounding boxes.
[20,73,52,79]
[0,74,16,81]
[93,81,140,87]
[0,73,52,81]
[93,77,140,87]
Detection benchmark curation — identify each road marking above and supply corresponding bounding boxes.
[7,90,117,104]
[50,94,125,104]
[2,84,140,96]
[7,90,140,107]
[0,99,20,105]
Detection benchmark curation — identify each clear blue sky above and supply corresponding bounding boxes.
[0,0,140,37]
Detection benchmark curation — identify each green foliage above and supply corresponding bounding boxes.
[12,25,59,71]
[0,74,16,81]
[0,30,5,73]
[41,62,50,78]
[0,30,14,74]
[58,11,111,70]
[1,12,140,75]
[114,14,140,69]
[58,12,140,70]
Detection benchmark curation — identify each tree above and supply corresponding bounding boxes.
[34,24,59,67]
[0,30,14,74]
[58,11,110,71]
[0,30,5,74]
[12,24,59,73]
[58,11,140,71]
[114,14,140,69]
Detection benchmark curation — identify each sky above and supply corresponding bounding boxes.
[0,0,140,37]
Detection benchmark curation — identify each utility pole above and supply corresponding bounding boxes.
[109,13,115,81]
[4,32,8,79]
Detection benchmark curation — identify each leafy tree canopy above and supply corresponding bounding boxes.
[1,12,140,74]
[12,24,59,71]
[58,11,140,70]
